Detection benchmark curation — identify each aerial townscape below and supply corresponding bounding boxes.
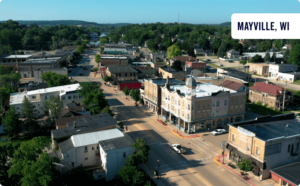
[1,1,300,186]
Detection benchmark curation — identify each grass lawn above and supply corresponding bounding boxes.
[247,103,290,116]
[208,63,221,69]
[292,80,300,85]
[0,132,51,146]
[287,88,298,93]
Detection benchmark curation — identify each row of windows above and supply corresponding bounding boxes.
[116,73,136,76]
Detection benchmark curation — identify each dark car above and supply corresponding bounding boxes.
[79,73,83,76]
[229,60,233,63]
[83,67,88,70]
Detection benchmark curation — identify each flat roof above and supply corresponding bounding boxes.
[146,78,185,85]
[169,84,236,98]
[99,133,135,152]
[101,56,127,59]
[270,162,300,185]
[10,83,81,105]
[242,119,300,141]
[71,128,124,147]
[2,55,32,59]
[243,52,283,58]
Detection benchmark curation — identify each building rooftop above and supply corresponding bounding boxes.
[59,138,74,153]
[107,65,138,73]
[99,133,135,152]
[51,113,118,138]
[101,56,128,59]
[23,57,61,64]
[55,115,90,128]
[270,162,300,186]
[146,78,185,86]
[173,56,196,61]
[221,80,244,91]
[160,67,184,74]
[2,55,32,59]
[71,128,124,147]
[169,83,236,98]
[249,82,284,96]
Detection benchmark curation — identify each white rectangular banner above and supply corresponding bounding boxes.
[231,13,300,39]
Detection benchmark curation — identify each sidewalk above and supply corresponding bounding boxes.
[215,154,277,186]
[139,163,165,186]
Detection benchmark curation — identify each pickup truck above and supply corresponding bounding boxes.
[172,144,186,154]
[211,129,226,136]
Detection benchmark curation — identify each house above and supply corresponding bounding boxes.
[59,128,135,180]
[161,76,247,133]
[52,113,118,146]
[249,82,294,109]
[117,80,142,90]
[226,113,300,180]
[142,77,185,113]
[269,63,298,79]
[248,63,269,76]
[10,83,83,115]
[158,67,185,81]
[220,80,249,93]
[226,49,240,59]
[169,56,196,67]
[194,49,212,56]
[270,162,300,186]
[100,56,129,66]
[185,61,206,73]
[99,133,135,181]
[217,68,252,82]
[106,65,138,82]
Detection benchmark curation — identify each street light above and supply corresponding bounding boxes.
[157,160,160,179]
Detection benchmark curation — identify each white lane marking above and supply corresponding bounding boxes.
[196,138,209,146]
[193,139,219,156]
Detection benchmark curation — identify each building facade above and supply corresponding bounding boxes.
[106,65,138,82]
[248,63,269,76]
[269,64,298,79]
[158,67,185,81]
[161,77,246,133]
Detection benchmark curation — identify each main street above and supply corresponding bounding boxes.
[74,49,249,186]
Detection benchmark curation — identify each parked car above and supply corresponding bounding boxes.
[229,60,233,63]
[83,67,88,70]
[296,114,300,118]
[220,64,224,67]
[79,73,83,76]
[206,59,211,61]
[172,144,186,154]
[211,129,226,135]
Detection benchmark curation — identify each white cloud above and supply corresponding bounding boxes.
[0,0,2,2]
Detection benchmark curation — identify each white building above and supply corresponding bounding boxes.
[276,72,300,82]
[59,128,135,181]
[9,83,83,115]
[269,64,298,78]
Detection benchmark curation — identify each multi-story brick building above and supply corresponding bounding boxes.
[161,76,246,133]
[185,61,206,72]
[158,67,185,81]
[249,82,293,109]
[100,56,129,66]
[169,56,196,67]
[142,77,185,113]
[226,113,300,180]
[248,63,269,76]
[106,65,138,82]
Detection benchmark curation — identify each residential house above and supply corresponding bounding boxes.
[226,113,300,180]
[158,67,185,81]
[194,49,212,56]
[142,77,185,113]
[10,83,83,115]
[169,56,196,67]
[106,65,138,82]
[161,76,247,133]
[270,162,300,186]
[248,63,269,76]
[226,49,240,59]
[249,82,293,109]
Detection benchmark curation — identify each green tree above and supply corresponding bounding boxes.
[288,44,300,66]
[130,88,140,104]
[40,96,63,126]
[123,86,130,98]
[76,46,84,53]
[251,54,264,63]
[63,167,94,185]
[100,47,104,54]
[271,52,276,62]
[212,38,222,53]
[8,136,54,186]
[41,71,72,87]
[0,87,10,110]
[274,39,282,51]
[283,49,290,62]
[217,40,226,58]
[77,82,101,98]
[82,89,107,115]
[22,96,39,134]
[237,159,253,173]
[133,138,150,163]
[95,54,101,67]
[171,60,183,71]
[167,44,181,59]
[100,37,108,45]
[264,51,271,62]
[259,41,271,52]
[103,74,111,82]
[100,105,114,117]
[239,60,247,65]
[3,107,22,140]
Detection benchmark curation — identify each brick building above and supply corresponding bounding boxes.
[158,67,185,81]
[106,65,138,82]
[100,56,129,66]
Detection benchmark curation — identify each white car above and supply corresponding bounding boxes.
[211,129,226,135]
[172,144,186,154]
[296,114,300,118]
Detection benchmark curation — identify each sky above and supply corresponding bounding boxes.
[0,0,300,24]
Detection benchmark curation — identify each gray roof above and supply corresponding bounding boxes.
[147,78,185,86]
[59,138,74,153]
[51,113,117,139]
[270,162,300,185]
[137,68,156,74]
[191,69,204,77]
[99,133,135,152]
[186,76,197,86]
[107,65,138,73]
[227,49,239,54]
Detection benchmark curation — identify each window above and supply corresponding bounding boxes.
[73,95,77,99]
[123,152,126,157]
[213,101,215,107]
[32,96,36,99]
[247,145,250,151]
[92,146,94,150]
[97,146,99,150]
[198,111,200,119]
[85,158,88,160]
[241,97,243,103]
[207,102,210,108]
[198,103,200,109]
[224,109,227,115]
[207,110,210,117]
[288,145,291,153]
[236,105,238,112]
[45,96,47,100]
[250,92,252,95]
[187,114,190,120]
[231,98,233,104]
[232,134,235,142]
[216,101,220,107]
[192,104,194,110]
[240,104,243,112]
[84,147,88,152]
[236,97,238,104]
[188,104,191,110]
[68,96,72,99]
[125,73,127,76]
[256,148,260,155]
[216,110,219,116]
[130,73,132,76]
[203,103,205,109]
[297,143,299,150]
[16,107,19,110]
[224,100,228,106]
[203,110,205,118]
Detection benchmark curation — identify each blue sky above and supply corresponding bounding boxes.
[0,0,300,24]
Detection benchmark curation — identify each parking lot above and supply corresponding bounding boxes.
[200,56,243,68]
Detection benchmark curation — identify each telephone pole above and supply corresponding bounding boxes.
[282,81,287,114]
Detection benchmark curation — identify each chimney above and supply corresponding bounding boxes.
[166,76,169,85]
[73,121,76,128]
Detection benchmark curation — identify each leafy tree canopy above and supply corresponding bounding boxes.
[41,71,72,87]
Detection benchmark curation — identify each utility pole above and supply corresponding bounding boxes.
[282,81,287,114]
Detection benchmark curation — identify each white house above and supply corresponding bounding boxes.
[9,83,83,115]
[99,133,135,181]
[269,64,298,78]
[227,49,240,59]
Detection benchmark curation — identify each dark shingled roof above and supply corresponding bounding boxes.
[107,65,138,73]
[270,162,300,185]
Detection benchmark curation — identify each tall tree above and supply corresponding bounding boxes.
[100,105,114,117]
[103,74,111,82]
[212,38,222,53]
[133,138,150,164]
[251,54,264,63]
[283,49,290,62]
[41,71,72,87]
[82,89,107,115]
[22,96,39,134]
[95,54,101,67]
[217,40,226,58]
[3,107,22,140]
[288,44,300,66]
[123,86,130,98]
[271,52,276,62]
[264,51,271,62]
[40,96,63,126]
[259,41,271,52]
[167,44,181,59]
[77,82,101,98]
[274,39,282,51]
